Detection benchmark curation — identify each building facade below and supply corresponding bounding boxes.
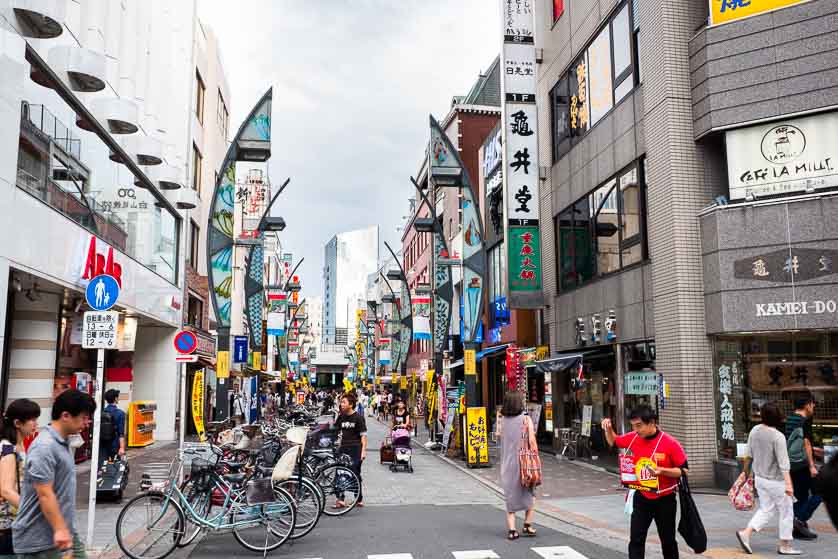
[534,0,838,485]
[0,0,204,444]
[322,225,379,346]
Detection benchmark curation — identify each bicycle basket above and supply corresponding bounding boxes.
[245,478,276,506]
[181,443,219,470]
[186,457,215,479]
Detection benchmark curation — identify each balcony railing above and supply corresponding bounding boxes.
[22,102,81,159]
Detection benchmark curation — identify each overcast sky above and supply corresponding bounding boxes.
[197,0,499,299]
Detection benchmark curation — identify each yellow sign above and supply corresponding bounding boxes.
[191,370,206,442]
[536,345,549,360]
[252,351,261,371]
[466,407,489,465]
[464,349,476,376]
[400,374,407,390]
[216,351,230,379]
[280,368,287,381]
[710,0,808,26]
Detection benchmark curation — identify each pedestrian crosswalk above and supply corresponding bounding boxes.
[300,546,590,559]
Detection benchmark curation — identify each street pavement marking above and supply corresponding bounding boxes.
[368,555,414,559]
[451,551,500,559]
[532,546,590,559]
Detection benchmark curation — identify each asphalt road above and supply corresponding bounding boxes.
[183,417,627,559]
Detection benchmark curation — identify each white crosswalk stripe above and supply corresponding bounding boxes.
[368,554,414,559]
[451,551,500,559]
[531,546,590,558]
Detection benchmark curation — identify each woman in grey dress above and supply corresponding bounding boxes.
[497,391,537,540]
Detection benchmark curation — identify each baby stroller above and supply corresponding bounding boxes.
[389,427,413,473]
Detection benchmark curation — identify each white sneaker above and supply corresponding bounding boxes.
[778,545,802,555]
[736,530,753,554]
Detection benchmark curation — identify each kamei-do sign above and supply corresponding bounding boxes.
[726,112,838,201]
[755,299,838,317]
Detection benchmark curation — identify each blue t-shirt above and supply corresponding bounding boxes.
[104,404,127,454]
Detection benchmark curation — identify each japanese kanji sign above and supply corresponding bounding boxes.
[82,311,119,349]
[500,0,543,308]
[710,0,809,27]
[466,406,490,466]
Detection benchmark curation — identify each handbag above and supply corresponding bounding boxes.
[728,474,755,511]
[519,416,542,489]
[677,474,708,554]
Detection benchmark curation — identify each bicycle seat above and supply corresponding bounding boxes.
[223,472,247,485]
[221,460,246,471]
[257,466,274,477]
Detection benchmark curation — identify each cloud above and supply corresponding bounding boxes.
[198,0,499,299]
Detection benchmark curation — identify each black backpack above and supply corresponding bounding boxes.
[100,409,117,442]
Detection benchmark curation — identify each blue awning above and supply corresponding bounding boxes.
[477,343,510,360]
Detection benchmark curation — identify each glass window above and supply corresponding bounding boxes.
[188,220,199,269]
[551,77,570,163]
[557,159,646,291]
[195,70,205,124]
[18,55,180,285]
[192,144,202,192]
[612,5,632,81]
[633,0,642,84]
[187,295,204,328]
[592,180,620,275]
[587,25,613,125]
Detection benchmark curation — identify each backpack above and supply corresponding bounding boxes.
[100,409,117,442]
[787,426,806,466]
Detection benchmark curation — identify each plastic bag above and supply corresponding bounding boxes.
[728,474,755,511]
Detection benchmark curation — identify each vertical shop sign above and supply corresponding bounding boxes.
[411,296,432,340]
[191,370,206,442]
[464,349,477,376]
[379,338,391,365]
[217,351,230,379]
[718,364,735,441]
[466,407,490,466]
[500,0,543,308]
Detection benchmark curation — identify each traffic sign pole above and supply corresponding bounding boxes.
[86,347,105,550]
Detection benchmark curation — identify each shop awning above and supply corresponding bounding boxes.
[477,343,510,360]
[534,353,583,374]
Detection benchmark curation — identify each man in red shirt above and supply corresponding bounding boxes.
[602,406,688,559]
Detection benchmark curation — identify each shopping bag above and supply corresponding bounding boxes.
[624,489,636,516]
[519,416,542,488]
[678,475,708,554]
[728,474,755,511]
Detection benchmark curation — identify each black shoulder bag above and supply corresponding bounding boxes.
[677,474,707,554]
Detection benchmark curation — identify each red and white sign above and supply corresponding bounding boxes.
[176,355,199,363]
[82,235,123,287]
[173,330,198,355]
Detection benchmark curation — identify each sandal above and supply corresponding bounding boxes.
[523,523,537,537]
[507,529,519,540]
[332,501,346,510]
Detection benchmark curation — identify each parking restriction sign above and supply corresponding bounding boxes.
[82,311,119,349]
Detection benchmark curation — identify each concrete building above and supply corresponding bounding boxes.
[534,0,838,485]
[0,0,207,445]
[322,225,379,346]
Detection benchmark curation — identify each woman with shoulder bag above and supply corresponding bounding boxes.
[0,399,40,555]
[736,402,801,556]
[498,391,538,541]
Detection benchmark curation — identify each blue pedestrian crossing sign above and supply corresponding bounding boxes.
[85,274,120,311]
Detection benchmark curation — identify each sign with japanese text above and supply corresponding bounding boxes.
[508,226,542,291]
[411,296,431,340]
[216,350,230,379]
[718,363,736,442]
[620,453,660,492]
[466,406,490,466]
[626,372,659,395]
[82,311,119,349]
[710,0,810,26]
[725,111,838,200]
[379,338,391,365]
[191,369,206,442]
[464,349,477,376]
[500,0,543,308]
[735,248,838,283]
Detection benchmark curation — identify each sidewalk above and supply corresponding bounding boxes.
[76,440,180,554]
[414,424,837,559]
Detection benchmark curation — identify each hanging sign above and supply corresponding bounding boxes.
[191,369,206,442]
[411,296,431,340]
[464,349,477,376]
[500,0,543,309]
[216,351,230,379]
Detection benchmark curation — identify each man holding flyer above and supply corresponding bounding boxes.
[602,406,688,559]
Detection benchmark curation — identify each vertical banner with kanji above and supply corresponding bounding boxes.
[191,370,206,442]
[466,407,489,466]
[500,0,544,308]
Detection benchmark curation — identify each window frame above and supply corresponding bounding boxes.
[195,70,206,124]
[192,143,202,192]
[549,0,639,164]
[555,157,647,293]
[188,219,200,269]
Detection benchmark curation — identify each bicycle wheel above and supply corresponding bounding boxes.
[274,478,323,539]
[315,464,360,516]
[232,485,296,552]
[116,492,185,559]
[177,479,212,547]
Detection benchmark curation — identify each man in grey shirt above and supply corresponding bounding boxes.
[13,389,95,558]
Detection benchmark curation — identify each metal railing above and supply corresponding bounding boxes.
[22,102,81,159]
